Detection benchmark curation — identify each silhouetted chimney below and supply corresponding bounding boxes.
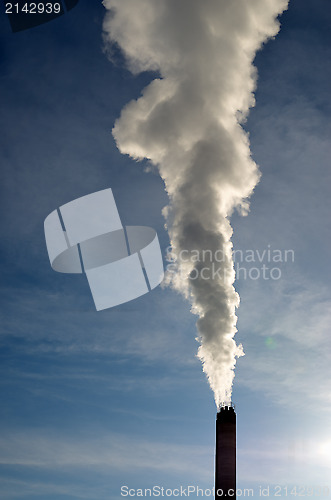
[215,404,236,499]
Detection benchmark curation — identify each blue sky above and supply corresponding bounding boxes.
[0,1,331,499]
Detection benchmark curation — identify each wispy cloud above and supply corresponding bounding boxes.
[0,430,212,477]
[238,434,331,485]
[0,284,196,366]
[236,277,331,411]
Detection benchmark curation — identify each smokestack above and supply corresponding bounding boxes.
[215,404,236,500]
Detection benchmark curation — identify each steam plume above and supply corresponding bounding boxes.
[103,0,289,407]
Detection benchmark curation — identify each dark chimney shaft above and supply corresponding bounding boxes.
[215,405,236,500]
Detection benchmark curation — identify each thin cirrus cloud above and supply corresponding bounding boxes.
[0,283,196,366]
[0,431,212,477]
[238,436,331,485]
[236,278,331,411]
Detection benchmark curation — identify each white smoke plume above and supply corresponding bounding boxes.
[102,0,289,407]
